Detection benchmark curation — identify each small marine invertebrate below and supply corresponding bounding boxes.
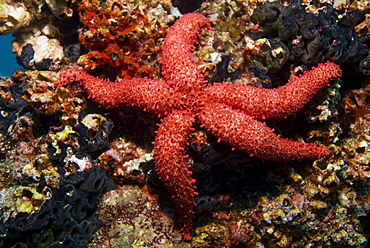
[12,34,64,70]
[5,3,82,71]
[98,136,153,186]
[56,13,341,239]
[13,186,51,218]
[244,37,290,74]
[0,0,74,34]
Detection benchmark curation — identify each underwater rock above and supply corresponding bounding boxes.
[0,166,116,248]
[0,77,28,135]
[0,0,32,34]
[13,35,64,70]
[1,0,370,246]
[46,113,113,164]
[90,185,185,248]
[249,0,370,75]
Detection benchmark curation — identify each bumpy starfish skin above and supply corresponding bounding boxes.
[199,102,331,162]
[154,110,196,238]
[56,13,342,239]
[205,63,340,120]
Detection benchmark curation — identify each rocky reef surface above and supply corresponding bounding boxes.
[0,0,370,247]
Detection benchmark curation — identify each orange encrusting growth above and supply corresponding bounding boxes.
[77,0,167,79]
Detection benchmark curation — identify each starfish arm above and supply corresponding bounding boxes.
[199,102,330,162]
[153,110,197,240]
[56,69,179,115]
[205,61,341,120]
[161,13,211,92]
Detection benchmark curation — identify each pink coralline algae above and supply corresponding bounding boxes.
[56,13,341,239]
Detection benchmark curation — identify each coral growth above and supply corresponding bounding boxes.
[1,0,82,70]
[90,185,185,247]
[0,74,117,247]
[249,0,370,76]
[0,0,32,34]
[0,166,116,248]
[77,0,170,79]
[18,68,86,126]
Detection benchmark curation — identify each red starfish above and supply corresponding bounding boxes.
[56,13,341,239]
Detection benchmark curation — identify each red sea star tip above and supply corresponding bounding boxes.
[55,13,342,240]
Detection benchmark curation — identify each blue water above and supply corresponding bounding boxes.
[0,34,20,77]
